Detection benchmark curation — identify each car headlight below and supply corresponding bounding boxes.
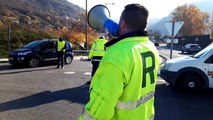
[162,63,172,70]
[18,51,32,55]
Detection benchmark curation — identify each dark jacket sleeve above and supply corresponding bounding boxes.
[55,41,58,51]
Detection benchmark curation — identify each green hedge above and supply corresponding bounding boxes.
[0,27,56,58]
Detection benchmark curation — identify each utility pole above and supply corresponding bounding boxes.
[8,24,11,53]
[85,0,88,50]
[210,12,213,40]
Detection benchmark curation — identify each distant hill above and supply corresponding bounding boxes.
[148,16,172,36]
[0,0,84,27]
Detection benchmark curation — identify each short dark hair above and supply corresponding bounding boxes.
[121,4,149,31]
[59,37,63,41]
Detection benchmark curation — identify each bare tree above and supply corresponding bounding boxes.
[172,4,210,36]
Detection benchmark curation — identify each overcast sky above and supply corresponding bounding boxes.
[67,0,209,21]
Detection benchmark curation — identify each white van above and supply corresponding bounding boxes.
[160,43,213,91]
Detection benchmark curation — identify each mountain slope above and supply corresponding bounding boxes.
[0,0,84,27]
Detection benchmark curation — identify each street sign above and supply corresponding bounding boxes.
[195,37,199,42]
[165,21,184,36]
[165,38,178,44]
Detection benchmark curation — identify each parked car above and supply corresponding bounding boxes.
[181,43,201,54]
[160,43,213,91]
[9,39,74,67]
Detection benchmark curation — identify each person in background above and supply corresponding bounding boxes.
[86,36,108,84]
[79,4,160,120]
[56,37,66,69]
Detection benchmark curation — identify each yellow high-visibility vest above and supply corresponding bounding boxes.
[57,41,65,52]
[79,36,160,120]
[88,39,108,59]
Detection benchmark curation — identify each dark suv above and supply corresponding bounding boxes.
[9,39,74,67]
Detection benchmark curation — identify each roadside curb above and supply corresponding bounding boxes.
[0,58,8,63]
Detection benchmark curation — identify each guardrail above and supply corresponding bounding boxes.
[73,50,90,53]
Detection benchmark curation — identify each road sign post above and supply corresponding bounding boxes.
[171,22,175,59]
[165,21,184,59]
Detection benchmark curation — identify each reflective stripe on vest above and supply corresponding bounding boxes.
[57,41,65,51]
[116,91,155,110]
[92,59,101,62]
[82,110,95,120]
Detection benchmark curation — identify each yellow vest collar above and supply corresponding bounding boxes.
[105,30,148,47]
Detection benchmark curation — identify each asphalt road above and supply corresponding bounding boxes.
[0,47,213,120]
[0,58,91,120]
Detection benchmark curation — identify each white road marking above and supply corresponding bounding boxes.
[84,72,91,75]
[63,72,76,74]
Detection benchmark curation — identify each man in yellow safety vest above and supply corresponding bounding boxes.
[56,37,66,69]
[86,36,108,84]
[79,4,160,120]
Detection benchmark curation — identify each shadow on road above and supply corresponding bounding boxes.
[0,64,15,71]
[1,81,213,120]
[80,58,90,62]
[0,62,71,75]
[0,84,90,112]
[155,84,213,120]
[0,65,57,75]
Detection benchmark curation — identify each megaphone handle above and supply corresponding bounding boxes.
[104,19,119,37]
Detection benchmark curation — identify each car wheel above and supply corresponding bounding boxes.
[28,58,39,68]
[177,72,204,92]
[65,56,73,64]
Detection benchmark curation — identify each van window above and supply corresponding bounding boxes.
[204,54,213,63]
[194,43,213,58]
[210,55,213,63]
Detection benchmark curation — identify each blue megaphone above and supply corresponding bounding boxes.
[88,4,119,37]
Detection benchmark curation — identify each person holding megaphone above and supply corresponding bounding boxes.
[79,4,160,120]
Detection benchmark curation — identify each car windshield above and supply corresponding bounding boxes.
[185,44,191,48]
[24,41,43,48]
[193,43,213,58]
